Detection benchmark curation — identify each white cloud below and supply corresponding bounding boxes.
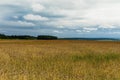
[13,16,18,19]
[32,4,45,12]
[76,27,98,33]
[83,27,98,31]
[23,14,49,21]
[84,4,120,26]
[79,27,98,33]
[17,21,35,26]
[0,20,35,27]
[76,30,82,33]
[53,30,62,33]
[99,24,116,29]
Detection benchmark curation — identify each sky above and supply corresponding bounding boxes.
[0,0,120,38]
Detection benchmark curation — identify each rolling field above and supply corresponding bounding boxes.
[0,40,120,80]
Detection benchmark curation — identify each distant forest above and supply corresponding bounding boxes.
[0,34,58,40]
[0,34,119,40]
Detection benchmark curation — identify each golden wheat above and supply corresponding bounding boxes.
[0,40,119,80]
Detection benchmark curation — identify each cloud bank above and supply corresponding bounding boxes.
[0,0,120,38]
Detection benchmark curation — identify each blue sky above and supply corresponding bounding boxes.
[0,0,120,38]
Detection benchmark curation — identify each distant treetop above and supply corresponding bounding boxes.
[0,34,58,40]
[37,35,58,40]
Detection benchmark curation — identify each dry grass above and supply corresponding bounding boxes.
[0,40,120,80]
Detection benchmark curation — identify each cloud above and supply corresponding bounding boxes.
[76,27,98,33]
[13,16,19,19]
[84,4,120,26]
[83,27,98,31]
[1,20,35,27]
[23,14,49,21]
[76,30,82,33]
[99,25,116,29]
[31,4,45,12]
[16,21,35,26]
[53,30,62,33]
[0,0,120,38]
[82,27,98,33]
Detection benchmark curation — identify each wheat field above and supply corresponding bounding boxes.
[0,40,120,80]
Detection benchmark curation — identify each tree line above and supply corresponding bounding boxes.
[0,34,58,40]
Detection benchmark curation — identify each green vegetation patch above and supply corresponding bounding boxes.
[72,53,120,63]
